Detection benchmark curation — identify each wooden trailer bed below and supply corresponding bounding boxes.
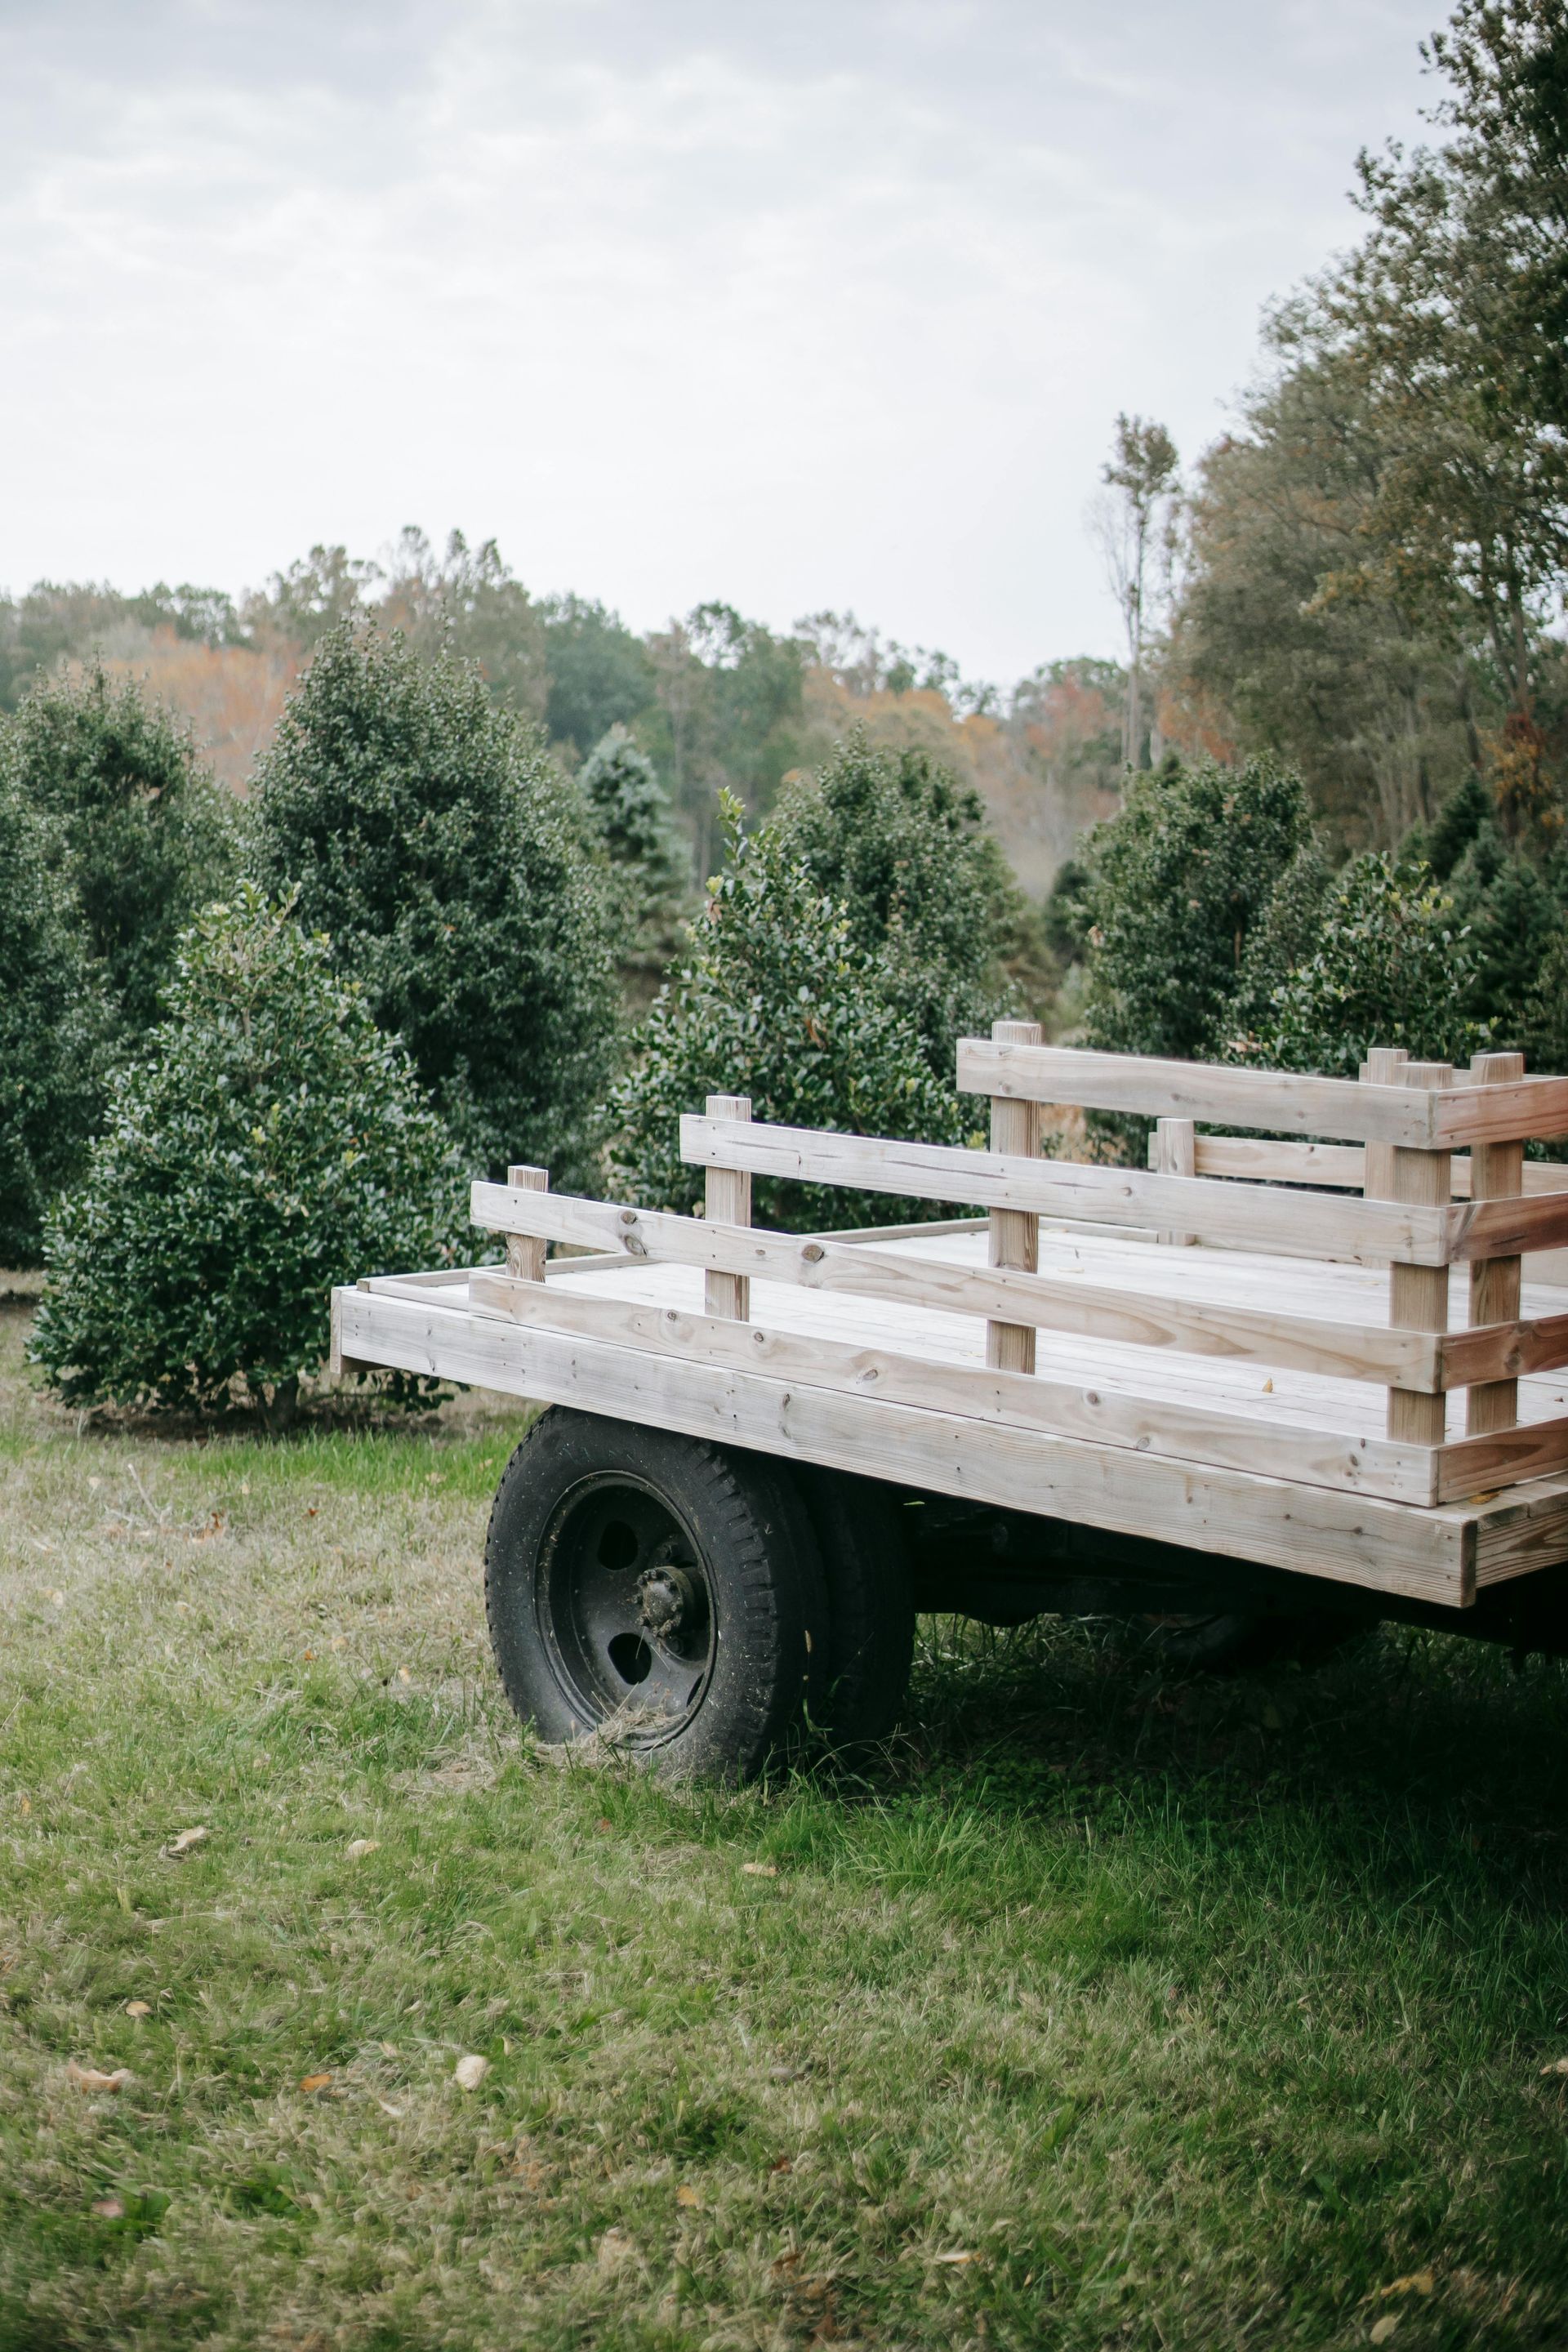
[333,1034,1568,1616]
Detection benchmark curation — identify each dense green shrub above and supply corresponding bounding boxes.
[773,733,1017,1080]
[255,622,618,1187]
[4,662,238,1039]
[1233,853,1484,1077]
[31,887,466,1419]
[1077,755,1311,1060]
[610,795,972,1230]
[0,786,106,1265]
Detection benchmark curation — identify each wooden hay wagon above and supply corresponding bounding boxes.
[333,1029,1568,1776]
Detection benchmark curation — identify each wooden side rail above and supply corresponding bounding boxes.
[1148,1133,1568,1199]
[958,1039,1568,1150]
[676,1115,1568,1267]
[469,1182,1568,1394]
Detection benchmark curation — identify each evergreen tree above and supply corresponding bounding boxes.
[1077,755,1312,1061]
[0,786,106,1265]
[31,888,465,1419]
[255,622,619,1187]
[611,795,970,1232]
[4,662,238,1040]
[773,733,1018,1085]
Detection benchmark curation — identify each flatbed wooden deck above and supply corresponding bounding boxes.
[335,1036,1568,1619]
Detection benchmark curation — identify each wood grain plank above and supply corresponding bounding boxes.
[332,1285,1474,1603]
[470,1182,1451,1385]
[468,1267,1441,1503]
[957,1038,1568,1149]
[677,1116,1454,1265]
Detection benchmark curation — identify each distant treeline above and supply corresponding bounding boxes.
[0,537,1129,898]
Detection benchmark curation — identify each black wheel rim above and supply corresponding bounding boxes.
[535,1473,717,1742]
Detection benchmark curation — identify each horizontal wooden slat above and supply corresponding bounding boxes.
[471,1182,1457,1387]
[1435,1415,1568,1504]
[682,1118,1568,1267]
[678,1116,1454,1265]
[1436,1313,1568,1389]
[467,1268,1445,1503]
[1183,1134,1568,1200]
[333,1284,1477,1603]
[960,1039,1568,1149]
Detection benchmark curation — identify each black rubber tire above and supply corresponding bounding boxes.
[1134,1609,1360,1674]
[484,1408,829,1780]
[791,1467,916,1744]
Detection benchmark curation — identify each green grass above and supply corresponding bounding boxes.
[3,1300,1568,2349]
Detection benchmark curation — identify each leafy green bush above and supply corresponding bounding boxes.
[1232,853,1485,1077]
[610,795,973,1230]
[0,786,106,1264]
[1077,755,1311,1059]
[31,887,466,1420]
[255,622,618,1187]
[773,733,1017,1079]
[3,662,238,1040]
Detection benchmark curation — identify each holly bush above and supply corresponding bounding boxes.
[255,622,618,1187]
[5,661,238,1041]
[1233,852,1486,1077]
[773,733,1017,1080]
[31,886,466,1419]
[610,795,973,1230]
[0,784,106,1265]
[1077,755,1311,1060]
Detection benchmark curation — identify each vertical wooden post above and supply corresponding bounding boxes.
[987,1018,1042,1374]
[1154,1116,1196,1246]
[1386,1060,1453,1446]
[1361,1045,1408,1205]
[1467,1048,1526,1436]
[506,1165,548,1285]
[704,1094,751,1322]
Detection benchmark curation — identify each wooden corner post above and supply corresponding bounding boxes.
[987,1019,1043,1374]
[1382,1057,1453,1446]
[506,1165,548,1285]
[704,1094,751,1321]
[1467,1049,1526,1436]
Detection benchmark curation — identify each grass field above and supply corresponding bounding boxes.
[4,1290,1568,2351]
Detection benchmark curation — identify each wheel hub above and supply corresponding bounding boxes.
[637,1561,694,1639]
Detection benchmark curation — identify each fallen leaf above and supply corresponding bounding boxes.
[379,2041,399,2057]
[769,2155,793,2175]
[305,1505,318,1517]
[17,1797,29,1818]
[377,2098,404,2118]
[397,1666,412,1685]
[742,1862,778,1878]
[934,2250,976,2265]
[164,1826,207,1857]
[91,2195,125,2219]
[1262,1378,1273,1394]
[87,1477,101,1490]
[454,2053,489,2091]
[48,1588,64,1606]
[1540,2056,1568,2075]
[1379,2272,1435,2299]
[299,2072,333,2094]
[1370,2318,1401,2345]
[68,2064,132,2093]
[345,1839,380,1860]
[675,2183,700,2207]
[125,2001,151,2019]
[595,1817,613,1833]
[302,1650,316,1662]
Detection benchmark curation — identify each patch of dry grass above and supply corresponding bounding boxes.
[4,1298,1568,2350]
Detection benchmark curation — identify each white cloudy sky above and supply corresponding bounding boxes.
[1,0,1442,682]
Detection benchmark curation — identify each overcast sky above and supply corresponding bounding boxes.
[1,0,1443,684]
